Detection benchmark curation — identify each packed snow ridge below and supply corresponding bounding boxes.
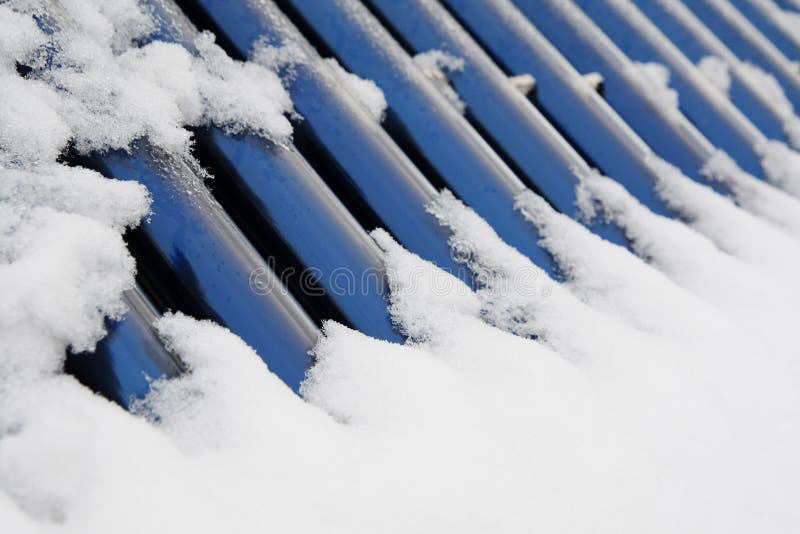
[4,1,800,534]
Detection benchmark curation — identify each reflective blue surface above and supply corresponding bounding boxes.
[727,0,800,60]
[509,0,718,184]
[364,0,612,217]
[94,147,318,392]
[773,0,800,12]
[67,287,183,409]
[635,0,791,146]
[147,0,404,343]
[181,0,459,278]
[573,0,766,180]
[434,0,677,214]
[274,0,574,273]
[197,129,400,342]
[682,0,800,110]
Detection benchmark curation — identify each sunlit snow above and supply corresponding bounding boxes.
[3,1,800,533]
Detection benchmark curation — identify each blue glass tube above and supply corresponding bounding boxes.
[93,146,318,392]
[726,0,800,61]
[193,130,401,342]
[439,0,726,185]
[623,0,792,146]
[682,0,800,109]
[182,0,562,273]
[772,0,800,12]
[365,0,675,216]
[29,7,187,406]
[505,0,738,185]
[144,0,405,343]
[572,0,768,180]
[157,0,459,278]
[66,286,183,409]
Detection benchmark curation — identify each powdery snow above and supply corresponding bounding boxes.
[5,0,800,533]
[0,0,293,380]
[249,40,387,123]
[323,57,387,123]
[632,60,679,109]
[700,148,800,237]
[697,55,731,95]
[0,0,294,529]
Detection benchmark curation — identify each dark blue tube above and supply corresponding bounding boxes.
[196,130,400,342]
[363,0,628,216]
[145,0,402,343]
[773,0,800,12]
[682,0,800,109]
[367,0,675,217]
[186,0,560,273]
[66,286,183,409]
[572,0,767,179]
[727,0,800,61]
[440,0,723,187]
[93,146,318,392]
[266,0,590,272]
[629,0,792,146]
[505,0,726,184]
[167,0,459,278]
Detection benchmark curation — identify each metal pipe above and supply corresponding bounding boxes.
[572,0,768,179]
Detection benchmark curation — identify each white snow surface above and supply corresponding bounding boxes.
[632,60,679,109]
[697,55,731,95]
[323,57,387,123]
[4,1,800,533]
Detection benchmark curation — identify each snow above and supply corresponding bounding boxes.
[5,0,800,532]
[413,49,467,114]
[700,148,800,237]
[249,39,387,123]
[323,57,387,123]
[0,0,294,385]
[757,138,800,197]
[697,55,731,95]
[737,61,800,148]
[632,55,800,204]
[696,50,800,151]
[0,0,295,528]
[632,60,679,109]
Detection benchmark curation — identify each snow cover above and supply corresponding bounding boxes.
[700,148,800,237]
[697,54,731,95]
[249,39,387,123]
[757,138,800,197]
[5,1,800,533]
[412,49,467,114]
[323,57,387,123]
[0,0,293,377]
[632,60,679,109]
